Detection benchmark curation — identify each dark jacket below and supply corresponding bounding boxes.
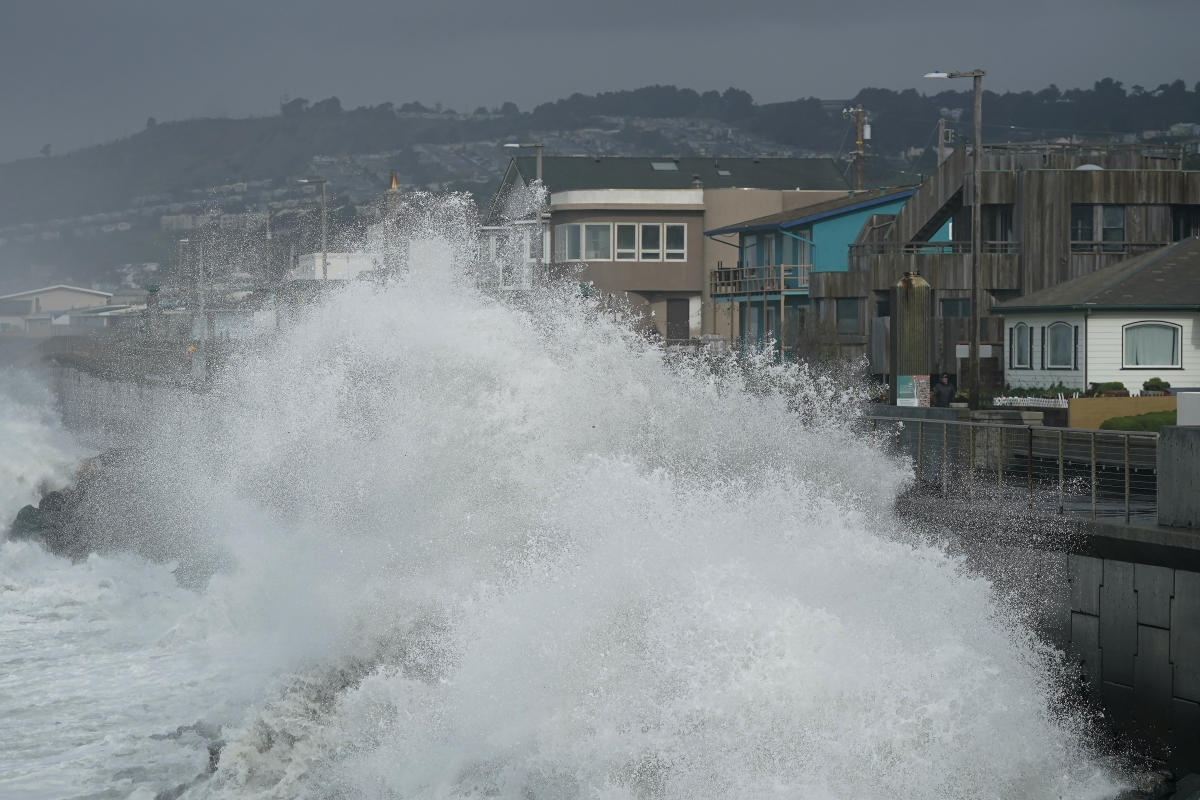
[931,381,955,407]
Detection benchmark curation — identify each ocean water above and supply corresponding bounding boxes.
[0,200,1127,799]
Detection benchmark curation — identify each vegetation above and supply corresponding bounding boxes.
[1142,377,1171,393]
[4,78,1199,227]
[1001,382,1075,399]
[1099,410,1177,432]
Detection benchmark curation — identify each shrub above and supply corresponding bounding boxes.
[1142,377,1171,393]
[1099,410,1177,432]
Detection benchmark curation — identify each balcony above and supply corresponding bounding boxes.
[849,240,1020,257]
[710,264,812,297]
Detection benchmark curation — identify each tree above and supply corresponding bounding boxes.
[310,96,342,115]
[145,116,158,129]
[281,97,309,117]
[39,143,51,157]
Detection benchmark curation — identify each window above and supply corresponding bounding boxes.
[1071,204,1125,252]
[982,204,1014,243]
[640,224,661,260]
[650,161,679,171]
[1046,322,1075,369]
[1101,206,1125,252]
[835,298,860,335]
[1172,206,1200,241]
[1123,322,1181,368]
[584,224,611,260]
[665,224,686,260]
[940,298,971,318]
[1069,206,1093,251]
[615,224,637,260]
[1011,323,1031,368]
[555,224,582,260]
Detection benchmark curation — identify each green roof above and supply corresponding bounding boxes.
[992,238,1200,312]
[509,156,848,192]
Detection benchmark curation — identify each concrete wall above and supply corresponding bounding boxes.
[1068,396,1176,429]
[1069,553,1200,768]
[1160,426,1200,529]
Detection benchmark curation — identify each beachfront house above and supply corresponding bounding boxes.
[992,237,1200,392]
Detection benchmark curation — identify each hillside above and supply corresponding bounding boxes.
[1,79,1196,291]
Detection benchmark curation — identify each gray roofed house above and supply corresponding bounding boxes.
[992,236,1200,313]
[483,155,851,340]
[991,238,1200,392]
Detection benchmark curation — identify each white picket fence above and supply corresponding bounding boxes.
[992,395,1070,409]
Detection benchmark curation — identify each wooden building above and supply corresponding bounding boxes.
[807,143,1200,378]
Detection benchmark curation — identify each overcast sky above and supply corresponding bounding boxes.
[1,0,1196,163]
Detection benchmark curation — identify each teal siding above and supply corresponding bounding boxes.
[809,198,908,272]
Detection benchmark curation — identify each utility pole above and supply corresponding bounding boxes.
[937,118,947,165]
[843,105,866,190]
[298,177,329,279]
[926,69,986,408]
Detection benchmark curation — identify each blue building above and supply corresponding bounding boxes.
[706,188,945,358]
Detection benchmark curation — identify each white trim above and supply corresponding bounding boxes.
[664,223,687,261]
[549,188,704,208]
[0,284,113,300]
[1121,320,1182,368]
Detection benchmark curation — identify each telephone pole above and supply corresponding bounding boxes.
[842,105,866,190]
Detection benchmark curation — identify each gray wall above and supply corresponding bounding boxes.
[1160,426,1200,529]
[1069,554,1200,769]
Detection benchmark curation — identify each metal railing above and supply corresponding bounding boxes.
[710,263,812,296]
[867,416,1158,523]
[849,240,1020,256]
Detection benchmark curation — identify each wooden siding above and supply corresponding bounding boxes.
[1002,312,1087,391]
[1086,311,1200,389]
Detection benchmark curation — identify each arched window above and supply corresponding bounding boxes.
[1046,322,1075,369]
[1123,322,1181,367]
[1011,323,1031,368]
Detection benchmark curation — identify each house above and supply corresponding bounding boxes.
[0,285,112,335]
[486,156,851,340]
[290,252,382,281]
[805,142,1200,379]
[703,187,948,358]
[992,237,1200,392]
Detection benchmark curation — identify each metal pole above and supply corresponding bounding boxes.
[1124,434,1131,523]
[969,72,983,410]
[917,421,925,483]
[1057,429,1064,515]
[1090,432,1097,520]
[942,423,949,495]
[535,143,544,287]
[779,262,785,361]
[968,424,976,497]
[1027,425,1034,509]
[320,181,328,280]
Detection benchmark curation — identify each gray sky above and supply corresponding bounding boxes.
[1,0,1196,163]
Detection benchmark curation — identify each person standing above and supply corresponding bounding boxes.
[931,373,955,407]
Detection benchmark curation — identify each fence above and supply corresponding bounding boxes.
[867,416,1158,523]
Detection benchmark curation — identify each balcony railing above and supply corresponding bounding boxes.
[849,241,1020,257]
[1068,241,1170,255]
[710,263,812,296]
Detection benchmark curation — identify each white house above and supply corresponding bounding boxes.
[290,252,382,281]
[993,238,1200,393]
[0,285,112,335]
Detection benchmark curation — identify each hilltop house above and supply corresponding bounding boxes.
[993,237,1200,393]
[703,187,948,358]
[485,156,851,340]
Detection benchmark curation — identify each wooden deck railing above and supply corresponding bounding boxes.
[710,263,812,296]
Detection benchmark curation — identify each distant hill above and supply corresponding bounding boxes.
[1,79,1196,289]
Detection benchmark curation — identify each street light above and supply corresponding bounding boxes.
[926,68,985,409]
[503,141,547,285]
[297,177,328,279]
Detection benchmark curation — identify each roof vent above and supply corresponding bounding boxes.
[692,174,703,188]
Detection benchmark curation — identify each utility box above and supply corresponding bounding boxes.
[1179,392,1200,426]
[890,271,932,406]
